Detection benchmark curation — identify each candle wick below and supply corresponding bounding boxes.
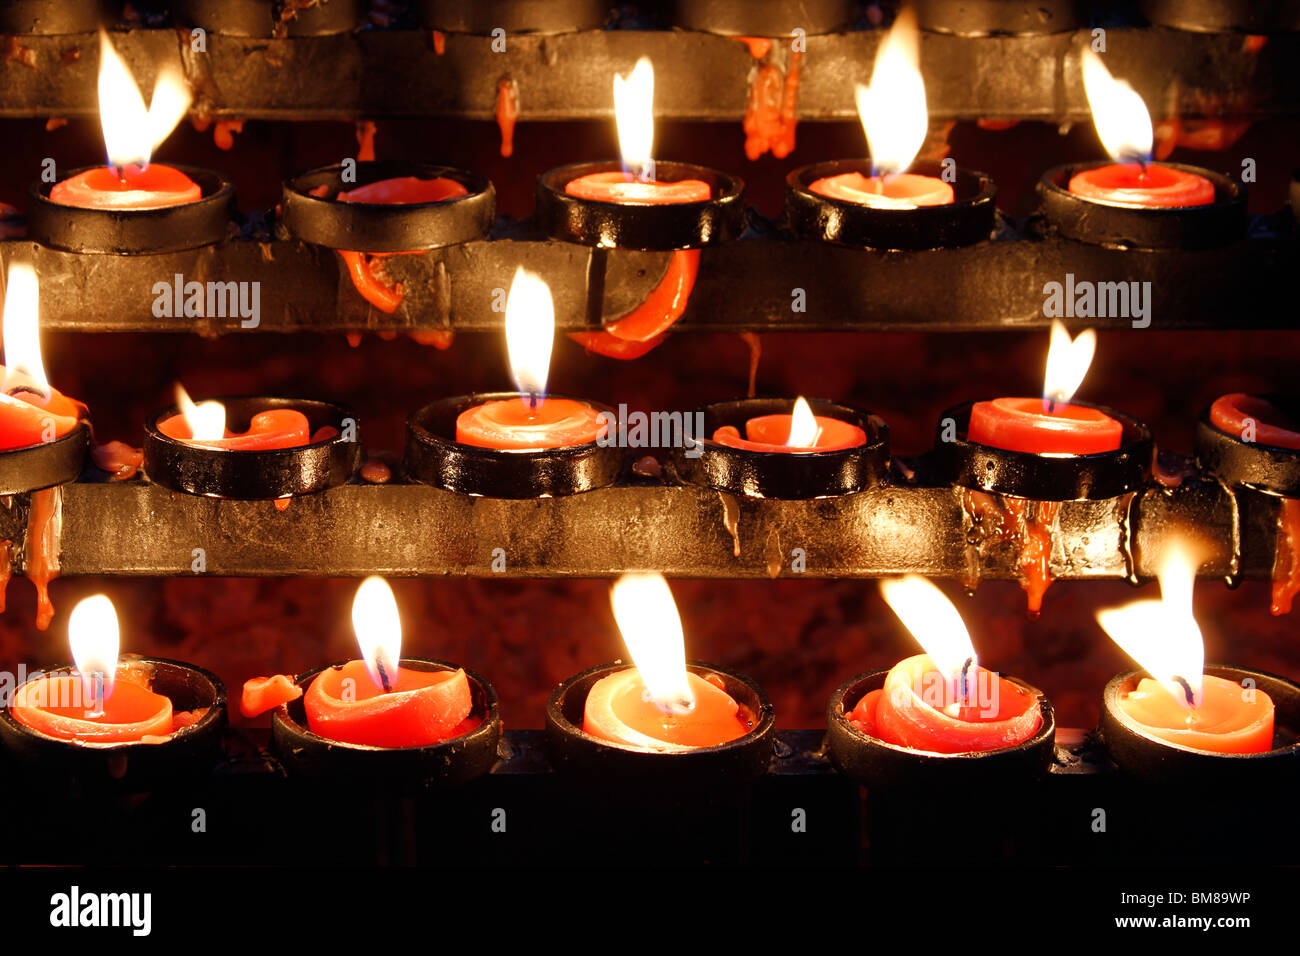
[1172,674,1196,708]
[958,657,975,707]
[376,659,394,693]
[86,672,105,719]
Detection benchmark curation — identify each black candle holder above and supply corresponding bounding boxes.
[280,161,495,254]
[419,0,611,33]
[785,160,997,250]
[175,0,363,36]
[1036,162,1246,250]
[545,661,775,781]
[913,0,1080,35]
[535,161,744,250]
[933,399,1153,501]
[405,392,623,498]
[0,657,227,792]
[1194,396,1300,498]
[670,0,856,35]
[142,397,360,500]
[1140,0,1300,33]
[0,421,90,495]
[825,667,1056,790]
[26,166,236,255]
[0,0,105,34]
[270,658,502,787]
[1099,665,1300,784]
[671,397,889,499]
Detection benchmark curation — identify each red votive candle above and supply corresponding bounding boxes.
[158,407,313,451]
[455,396,607,450]
[713,411,867,453]
[49,163,202,210]
[1067,162,1214,208]
[968,397,1123,455]
[1209,393,1300,450]
[583,667,751,751]
[848,653,1043,754]
[337,176,468,205]
[11,664,173,743]
[1115,674,1274,754]
[302,660,477,748]
[809,170,953,208]
[565,171,710,204]
[0,382,82,450]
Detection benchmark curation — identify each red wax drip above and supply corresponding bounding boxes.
[48,164,202,210]
[1067,163,1215,208]
[967,397,1123,455]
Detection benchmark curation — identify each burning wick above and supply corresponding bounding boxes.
[374,659,394,694]
[84,670,106,719]
[1172,674,1197,709]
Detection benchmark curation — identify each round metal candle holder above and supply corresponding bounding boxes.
[913,0,1080,36]
[419,0,610,33]
[670,0,856,35]
[26,166,236,255]
[0,0,105,33]
[1036,162,1246,250]
[671,397,889,499]
[1099,666,1300,784]
[0,658,227,791]
[281,161,495,254]
[1140,0,1300,33]
[535,161,744,250]
[933,399,1153,501]
[545,661,776,782]
[405,392,623,498]
[271,658,502,787]
[825,668,1056,790]
[143,397,360,500]
[785,160,998,250]
[175,0,363,36]
[1194,396,1300,498]
[0,420,90,495]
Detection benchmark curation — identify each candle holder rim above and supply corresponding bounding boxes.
[272,656,500,754]
[0,418,90,494]
[0,655,228,751]
[1102,665,1300,759]
[689,394,890,460]
[33,163,235,203]
[1038,160,1245,211]
[1198,397,1300,456]
[539,159,744,208]
[144,395,357,457]
[785,158,997,212]
[947,397,1151,460]
[546,659,776,758]
[283,160,494,210]
[828,666,1056,761]
[1193,397,1300,497]
[408,391,617,455]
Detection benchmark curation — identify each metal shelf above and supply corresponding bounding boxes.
[0,28,1295,123]
[2,456,1276,579]
[3,226,1296,333]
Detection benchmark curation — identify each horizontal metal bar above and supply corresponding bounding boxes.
[42,463,1278,579]
[0,28,1294,122]
[3,230,1296,333]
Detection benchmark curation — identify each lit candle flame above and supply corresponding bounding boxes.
[1096,541,1205,709]
[610,572,696,715]
[855,7,927,178]
[786,396,823,448]
[1081,48,1153,165]
[174,383,226,442]
[98,30,192,171]
[505,266,555,409]
[69,594,119,711]
[1042,320,1097,410]
[1,262,50,400]
[879,575,978,696]
[613,56,656,182]
[352,576,402,693]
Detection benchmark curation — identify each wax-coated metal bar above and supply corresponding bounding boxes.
[2,232,1295,333]
[0,29,1294,122]
[48,469,1277,579]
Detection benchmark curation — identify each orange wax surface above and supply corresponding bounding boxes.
[303,659,476,748]
[713,413,867,453]
[158,408,311,450]
[455,397,606,450]
[11,667,172,743]
[1209,393,1300,450]
[48,164,202,210]
[1067,163,1215,208]
[968,397,1123,455]
[1116,675,1274,754]
[0,386,82,451]
[337,176,467,205]
[809,171,954,208]
[583,668,751,751]
[848,653,1042,754]
[565,171,710,205]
